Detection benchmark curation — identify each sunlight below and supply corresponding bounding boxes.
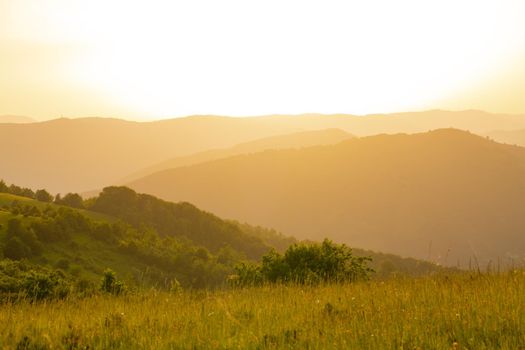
[2,0,525,119]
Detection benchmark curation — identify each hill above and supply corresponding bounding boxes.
[0,188,276,290]
[0,185,445,294]
[128,129,525,267]
[487,129,525,147]
[2,110,525,193]
[0,115,35,123]
[120,128,353,183]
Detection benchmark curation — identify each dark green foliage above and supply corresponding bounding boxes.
[91,223,117,242]
[31,219,63,242]
[0,180,8,193]
[29,208,91,243]
[234,239,372,286]
[22,270,69,300]
[35,189,53,203]
[55,193,85,209]
[100,269,124,295]
[0,180,37,199]
[5,219,42,257]
[8,202,42,218]
[8,184,35,199]
[3,237,31,260]
[0,260,70,300]
[231,262,263,286]
[90,186,270,259]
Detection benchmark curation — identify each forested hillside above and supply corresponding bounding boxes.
[129,128,525,267]
[2,110,525,194]
[0,182,445,298]
[120,128,353,183]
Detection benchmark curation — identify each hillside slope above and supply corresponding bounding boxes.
[0,115,35,123]
[129,129,525,266]
[2,110,525,193]
[0,190,273,289]
[121,129,353,183]
[487,129,525,147]
[0,190,444,292]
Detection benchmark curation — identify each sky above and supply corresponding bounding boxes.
[1,0,525,121]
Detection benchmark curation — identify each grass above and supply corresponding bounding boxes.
[0,193,115,222]
[0,272,524,349]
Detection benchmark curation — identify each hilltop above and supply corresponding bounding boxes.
[487,129,525,147]
[0,184,443,293]
[2,110,525,193]
[120,128,353,183]
[0,187,277,290]
[0,115,35,124]
[128,128,525,266]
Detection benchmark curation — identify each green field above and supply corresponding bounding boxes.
[1,272,523,349]
[0,193,114,223]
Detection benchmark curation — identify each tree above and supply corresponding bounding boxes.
[56,193,84,209]
[3,237,31,260]
[22,270,68,300]
[100,269,125,295]
[0,180,8,193]
[35,189,53,202]
[6,218,42,255]
[234,239,373,285]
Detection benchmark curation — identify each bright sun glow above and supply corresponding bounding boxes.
[1,0,525,120]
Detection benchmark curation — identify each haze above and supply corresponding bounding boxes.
[1,0,525,121]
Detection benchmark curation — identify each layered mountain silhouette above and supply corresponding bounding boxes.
[128,129,525,266]
[120,129,353,183]
[0,115,36,123]
[487,129,525,147]
[2,110,525,194]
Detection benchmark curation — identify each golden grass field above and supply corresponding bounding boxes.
[1,272,524,349]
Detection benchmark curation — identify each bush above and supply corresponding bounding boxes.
[6,218,42,256]
[100,269,125,295]
[3,237,31,260]
[0,260,71,300]
[22,270,69,300]
[55,193,85,209]
[35,189,53,202]
[234,239,373,286]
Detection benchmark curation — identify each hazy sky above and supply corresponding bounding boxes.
[1,0,525,121]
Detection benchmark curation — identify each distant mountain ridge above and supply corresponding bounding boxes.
[128,128,525,267]
[2,110,525,194]
[487,129,525,147]
[120,128,354,183]
[0,115,36,123]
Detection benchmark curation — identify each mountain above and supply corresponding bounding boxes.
[2,110,525,194]
[487,129,525,147]
[0,186,444,294]
[0,115,36,123]
[121,129,353,183]
[128,129,525,267]
[0,187,275,290]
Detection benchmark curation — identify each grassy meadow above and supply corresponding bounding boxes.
[1,272,524,349]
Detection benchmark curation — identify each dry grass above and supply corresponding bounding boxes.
[1,272,524,349]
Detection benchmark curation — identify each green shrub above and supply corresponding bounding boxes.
[22,270,69,300]
[35,189,53,203]
[100,269,125,295]
[235,239,373,286]
[3,237,31,260]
